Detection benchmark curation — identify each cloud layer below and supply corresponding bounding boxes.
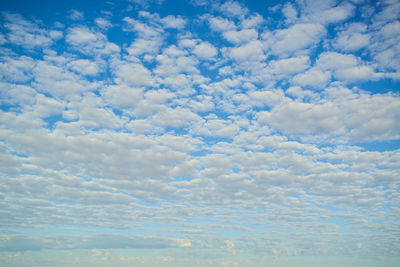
[0,0,400,266]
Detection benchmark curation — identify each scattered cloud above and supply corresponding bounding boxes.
[0,0,399,266]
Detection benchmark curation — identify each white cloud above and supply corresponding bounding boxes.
[282,2,298,24]
[125,119,155,134]
[130,0,164,9]
[292,68,331,88]
[316,52,359,70]
[0,83,37,106]
[240,13,264,29]
[156,73,198,95]
[222,29,258,44]
[268,23,326,56]
[269,56,310,75]
[316,52,383,82]
[29,93,65,119]
[229,40,264,62]
[66,26,98,45]
[299,0,355,25]
[161,15,187,29]
[151,107,202,128]
[317,3,355,24]
[257,88,400,143]
[208,16,236,32]
[178,38,197,49]
[95,17,112,30]
[258,101,344,139]
[114,63,154,87]
[286,85,317,100]
[32,60,96,99]
[334,65,383,82]
[76,106,126,129]
[189,95,215,112]
[0,55,36,82]
[127,37,162,57]
[3,13,53,49]
[65,26,120,56]
[48,31,63,41]
[154,45,199,76]
[68,59,99,76]
[370,21,400,72]
[68,9,84,20]
[101,85,143,109]
[219,1,248,18]
[192,117,240,138]
[192,42,217,60]
[123,17,164,57]
[248,89,287,108]
[333,23,370,52]
[144,89,175,103]
[372,0,400,26]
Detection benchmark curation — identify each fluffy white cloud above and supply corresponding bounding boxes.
[150,107,202,128]
[66,26,98,45]
[123,17,164,57]
[192,116,240,138]
[29,93,65,119]
[3,13,54,49]
[292,68,331,88]
[208,16,236,32]
[258,101,344,138]
[32,60,96,99]
[240,13,264,29]
[101,85,143,109]
[371,21,400,72]
[268,23,326,56]
[316,52,382,82]
[334,65,383,82]
[229,40,264,62]
[222,29,258,44]
[0,55,36,82]
[316,52,358,70]
[0,83,36,106]
[189,95,215,112]
[282,2,298,25]
[257,88,400,143]
[333,23,370,52]
[161,15,187,29]
[68,59,99,76]
[219,1,248,18]
[299,0,355,25]
[192,42,218,60]
[248,89,287,108]
[114,63,154,86]
[66,26,120,56]
[269,56,310,75]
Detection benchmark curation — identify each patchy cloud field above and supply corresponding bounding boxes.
[0,0,400,266]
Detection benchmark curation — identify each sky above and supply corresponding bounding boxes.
[0,0,399,266]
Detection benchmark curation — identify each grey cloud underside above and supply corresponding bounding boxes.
[0,0,400,260]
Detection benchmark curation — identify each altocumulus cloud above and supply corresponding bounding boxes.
[0,0,400,266]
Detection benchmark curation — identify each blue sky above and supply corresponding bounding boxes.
[0,0,399,266]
